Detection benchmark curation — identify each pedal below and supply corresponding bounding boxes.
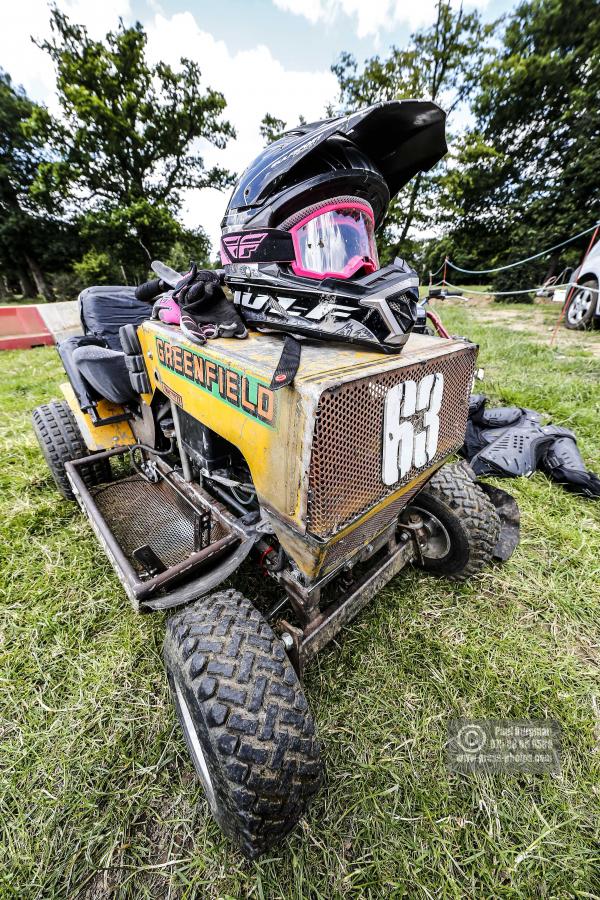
[133,544,167,576]
[194,511,212,551]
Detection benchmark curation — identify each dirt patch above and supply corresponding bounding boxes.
[432,294,600,358]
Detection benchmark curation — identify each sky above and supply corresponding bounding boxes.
[1,0,516,252]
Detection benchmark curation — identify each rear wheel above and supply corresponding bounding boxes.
[32,400,110,500]
[564,278,598,330]
[404,463,500,581]
[163,589,323,858]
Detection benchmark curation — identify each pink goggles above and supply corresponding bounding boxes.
[288,201,379,280]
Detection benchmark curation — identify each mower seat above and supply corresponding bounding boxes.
[72,344,137,405]
[57,335,106,411]
[79,285,153,351]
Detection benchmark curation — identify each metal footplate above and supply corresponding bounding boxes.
[65,449,258,611]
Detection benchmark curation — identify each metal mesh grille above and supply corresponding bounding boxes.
[307,345,476,537]
[320,483,422,573]
[91,476,229,576]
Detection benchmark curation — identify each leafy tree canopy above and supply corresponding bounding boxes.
[259,112,306,146]
[27,8,234,280]
[32,9,234,208]
[3,0,596,302]
[0,69,63,299]
[332,1,495,264]
[259,113,288,145]
[440,0,600,292]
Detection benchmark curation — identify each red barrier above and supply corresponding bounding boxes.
[0,305,54,350]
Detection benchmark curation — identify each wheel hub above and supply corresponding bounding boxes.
[567,287,593,324]
[403,505,451,560]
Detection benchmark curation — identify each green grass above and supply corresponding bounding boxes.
[1,304,600,898]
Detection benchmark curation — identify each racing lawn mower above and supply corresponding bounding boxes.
[32,101,511,858]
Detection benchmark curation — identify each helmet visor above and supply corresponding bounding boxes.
[290,202,379,280]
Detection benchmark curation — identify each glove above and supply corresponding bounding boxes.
[151,294,181,325]
[135,278,168,302]
[174,266,247,345]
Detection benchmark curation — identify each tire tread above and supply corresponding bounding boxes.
[32,401,110,499]
[417,462,500,581]
[164,589,323,857]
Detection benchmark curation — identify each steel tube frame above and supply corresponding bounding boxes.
[64,448,248,607]
[278,533,416,675]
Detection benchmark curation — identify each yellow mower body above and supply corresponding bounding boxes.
[64,321,476,580]
[60,383,136,449]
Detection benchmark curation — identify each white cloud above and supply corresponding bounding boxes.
[0,0,132,104]
[1,2,338,254]
[144,13,338,254]
[273,0,490,37]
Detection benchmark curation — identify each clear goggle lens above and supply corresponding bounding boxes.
[290,203,378,279]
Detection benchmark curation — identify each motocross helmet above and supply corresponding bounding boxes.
[220,100,447,353]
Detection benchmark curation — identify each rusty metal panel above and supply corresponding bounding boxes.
[319,482,423,573]
[91,475,229,575]
[307,344,477,537]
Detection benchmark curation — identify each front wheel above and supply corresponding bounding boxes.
[564,278,598,330]
[163,589,323,858]
[404,463,500,581]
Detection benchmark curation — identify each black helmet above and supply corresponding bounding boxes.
[220,100,447,354]
[223,133,390,231]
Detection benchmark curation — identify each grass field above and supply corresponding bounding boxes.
[1,300,599,898]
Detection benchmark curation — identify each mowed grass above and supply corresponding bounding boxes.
[1,302,599,898]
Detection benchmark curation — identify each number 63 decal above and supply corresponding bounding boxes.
[382,373,444,486]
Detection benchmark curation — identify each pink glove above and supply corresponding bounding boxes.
[152,294,181,325]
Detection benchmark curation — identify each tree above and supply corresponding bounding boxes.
[259,113,287,145]
[332,2,495,263]
[259,112,305,146]
[30,8,235,280]
[0,70,60,300]
[439,0,600,294]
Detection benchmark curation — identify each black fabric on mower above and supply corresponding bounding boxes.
[79,285,153,351]
[57,335,106,411]
[72,345,137,406]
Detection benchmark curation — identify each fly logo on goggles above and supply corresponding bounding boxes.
[382,373,444,486]
[221,232,268,261]
[238,291,356,321]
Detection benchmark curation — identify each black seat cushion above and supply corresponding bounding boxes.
[72,345,137,405]
[57,334,107,410]
[79,286,152,351]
